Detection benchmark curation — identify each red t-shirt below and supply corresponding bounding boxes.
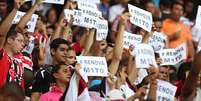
[0,48,24,89]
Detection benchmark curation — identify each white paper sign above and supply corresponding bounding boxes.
[77,1,98,10]
[196,6,201,28]
[65,9,105,30]
[123,31,142,49]
[12,11,38,32]
[148,32,167,52]
[134,69,148,85]
[134,44,158,68]
[157,80,177,101]
[22,36,35,54]
[81,9,102,18]
[64,9,74,22]
[95,19,108,41]
[76,56,108,76]
[128,4,153,32]
[25,0,64,4]
[159,43,187,65]
[73,0,100,4]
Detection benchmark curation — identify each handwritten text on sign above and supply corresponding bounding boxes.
[157,80,177,101]
[196,6,201,28]
[159,43,187,65]
[95,19,108,41]
[25,0,64,4]
[123,31,142,49]
[12,11,38,32]
[148,32,167,52]
[77,1,98,11]
[64,9,108,34]
[128,4,152,32]
[134,44,158,68]
[76,56,108,76]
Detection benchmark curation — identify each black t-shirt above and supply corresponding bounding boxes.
[31,65,54,94]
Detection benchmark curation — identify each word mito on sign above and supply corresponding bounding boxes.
[64,9,108,38]
[12,11,38,32]
[95,19,108,41]
[195,6,201,28]
[159,43,187,65]
[128,4,153,32]
[123,31,142,49]
[157,80,177,101]
[76,56,108,76]
[25,0,65,4]
[134,44,158,68]
[148,32,167,52]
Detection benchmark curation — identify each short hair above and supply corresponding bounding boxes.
[35,11,47,24]
[5,24,23,40]
[171,0,184,9]
[50,38,70,50]
[52,63,67,74]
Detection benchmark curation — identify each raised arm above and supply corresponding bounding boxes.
[108,12,130,75]
[180,51,201,99]
[146,66,158,101]
[81,29,95,56]
[16,0,43,33]
[127,55,138,84]
[0,0,24,49]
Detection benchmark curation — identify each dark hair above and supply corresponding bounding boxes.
[45,7,58,22]
[50,38,70,50]
[160,0,172,8]
[52,63,73,82]
[35,11,47,24]
[171,0,184,9]
[6,24,22,40]
[52,63,67,74]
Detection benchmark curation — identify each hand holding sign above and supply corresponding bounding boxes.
[134,44,158,68]
[76,56,108,76]
[128,4,153,32]
[14,0,25,9]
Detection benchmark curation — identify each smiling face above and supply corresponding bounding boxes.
[51,44,69,63]
[158,67,169,81]
[66,49,76,65]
